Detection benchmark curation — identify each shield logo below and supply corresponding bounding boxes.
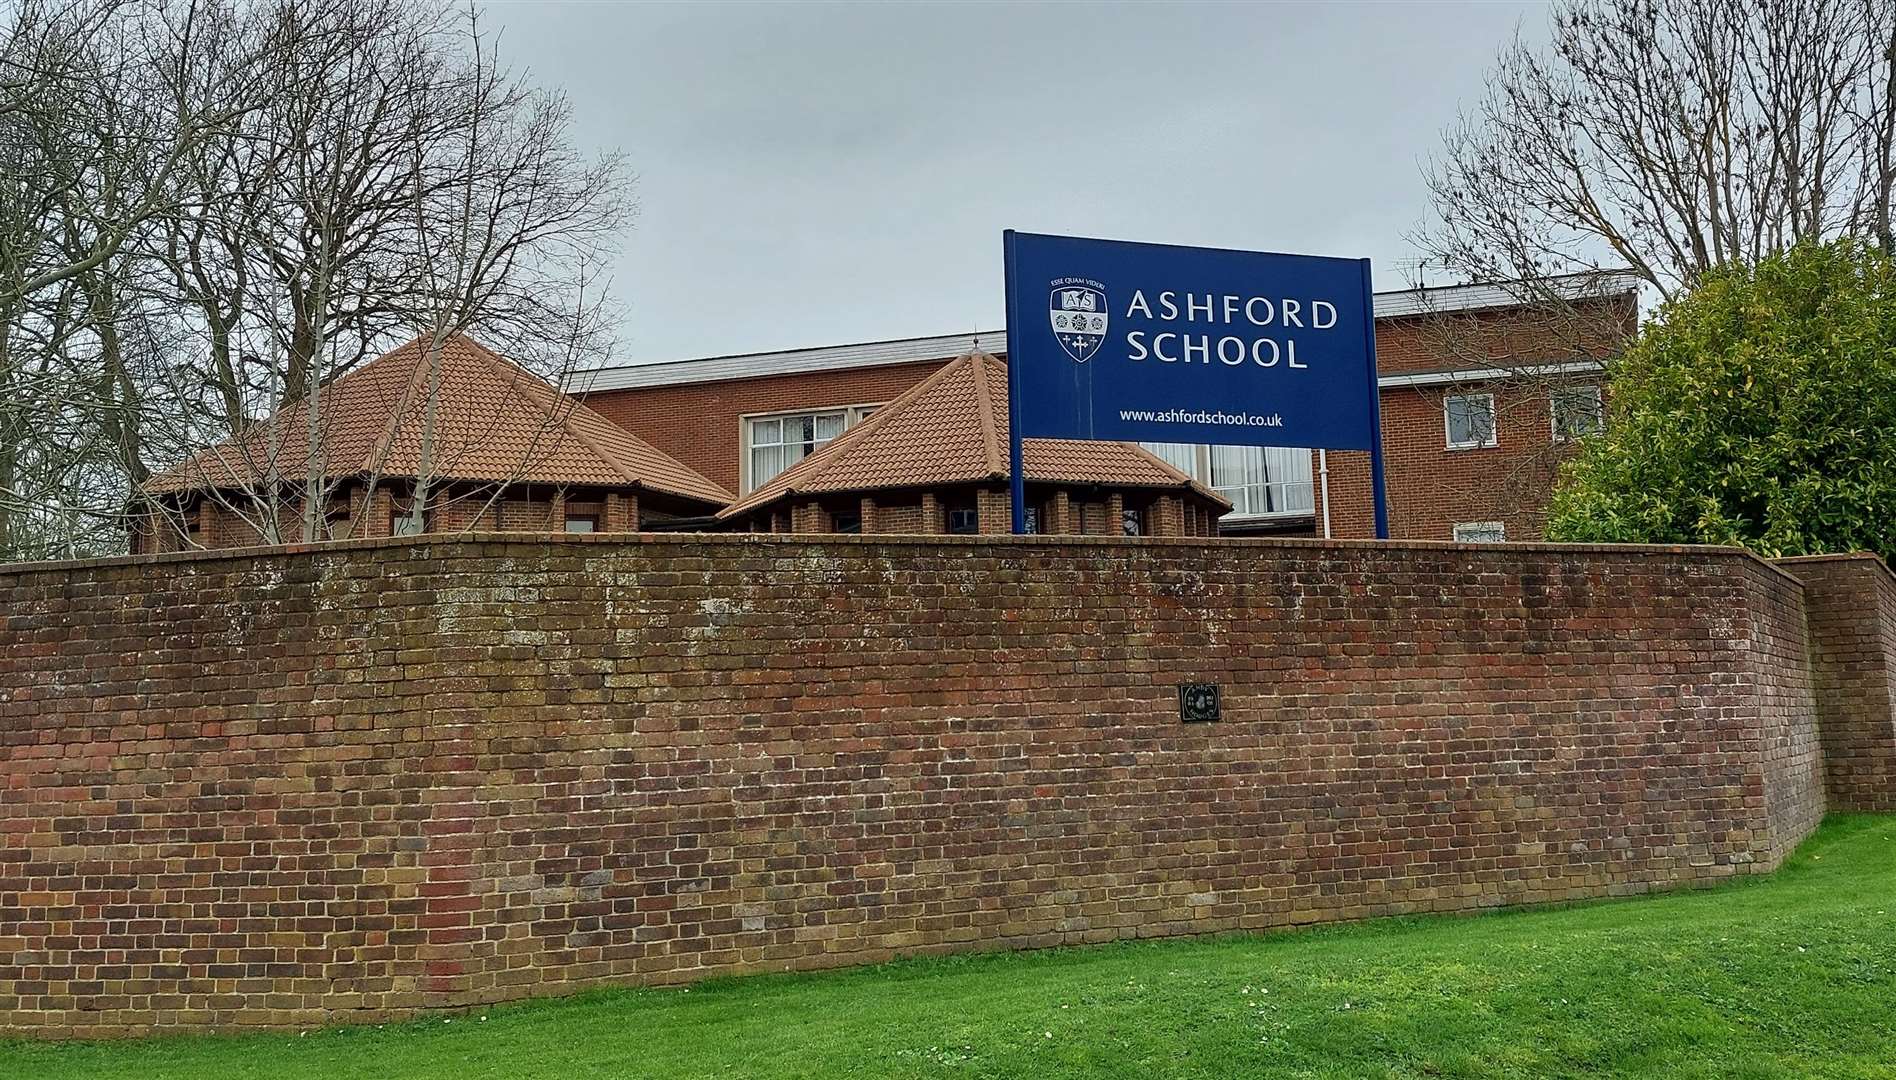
[1048,282,1108,363]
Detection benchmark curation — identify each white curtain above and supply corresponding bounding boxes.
[1141,441,1198,475]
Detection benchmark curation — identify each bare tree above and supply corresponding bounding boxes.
[129,0,630,549]
[1419,0,1896,301]
[392,5,629,536]
[0,0,257,558]
[0,0,634,561]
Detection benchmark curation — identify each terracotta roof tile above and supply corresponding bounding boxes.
[720,353,1228,518]
[146,335,731,507]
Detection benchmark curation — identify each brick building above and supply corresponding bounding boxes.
[718,352,1231,535]
[578,274,1637,541]
[134,335,731,552]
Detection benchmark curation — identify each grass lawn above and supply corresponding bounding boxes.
[7,815,1895,1080]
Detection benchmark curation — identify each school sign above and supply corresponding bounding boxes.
[1002,230,1388,536]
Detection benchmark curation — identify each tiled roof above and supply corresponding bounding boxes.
[145,335,732,507]
[719,353,1228,519]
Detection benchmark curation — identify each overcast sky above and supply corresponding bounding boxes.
[487,1,1547,365]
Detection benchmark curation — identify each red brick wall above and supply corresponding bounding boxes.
[582,361,948,496]
[1319,379,1587,542]
[0,534,1826,1037]
[1776,554,1896,811]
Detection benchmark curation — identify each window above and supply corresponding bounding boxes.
[1453,521,1506,543]
[1023,506,1041,534]
[390,503,425,536]
[1550,384,1604,442]
[831,510,861,534]
[1121,507,1146,536]
[743,404,879,492]
[1444,393,1497,449]
[564,516,597,533]
[1210,445,1315,516]
[1138,443,1314,519]
[945,505,979,534]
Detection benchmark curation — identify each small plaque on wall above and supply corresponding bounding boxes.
[1178,683,1221,723]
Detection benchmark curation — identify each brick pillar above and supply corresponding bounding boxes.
[1152,496,1184,537]
[1106,494,1125,538]
[1050,490,1072,535]
[919,493,942,535]
[792,501,828,534]
[861,496,878,534]
[1775,553,1896,812]
[976,488,1011,534]
[603,492,639,532]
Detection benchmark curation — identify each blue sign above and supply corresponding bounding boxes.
[1004,231,1380,449]
[1001,230,1388,535]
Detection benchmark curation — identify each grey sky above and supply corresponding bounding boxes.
[487,1,1546,365]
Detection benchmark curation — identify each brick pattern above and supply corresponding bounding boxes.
[1776,554,1896,811]
[0,535,1825,1037]
[1318,381,1585,542]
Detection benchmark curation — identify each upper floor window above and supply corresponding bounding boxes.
[1444,393,1497,450]
[1453,521,1506,543]
[1550,384,1604,442]
[1139,443,1314,519]
[743,404,878,492]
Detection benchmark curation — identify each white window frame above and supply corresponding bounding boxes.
[1444,393,1498,450]
[1453,521,1506,543]
[1549,384,1604,443]
[1137,442,1315,521]
[739,403,880,494]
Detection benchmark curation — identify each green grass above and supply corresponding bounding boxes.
[8,815,1896,1080]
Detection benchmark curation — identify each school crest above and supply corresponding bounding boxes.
[1048,280,1108,363]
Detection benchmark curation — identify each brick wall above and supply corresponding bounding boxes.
[1776,553,1896,811]
[582,361,948,496]
[0,534,1827,1037]
[1319,380,1584,542]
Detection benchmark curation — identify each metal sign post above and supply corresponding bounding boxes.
[1359,257,1389,540]
[1003,231,1028,535]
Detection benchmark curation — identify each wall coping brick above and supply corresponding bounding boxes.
[1774,551,1896,580]
[0,529,1808,584]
